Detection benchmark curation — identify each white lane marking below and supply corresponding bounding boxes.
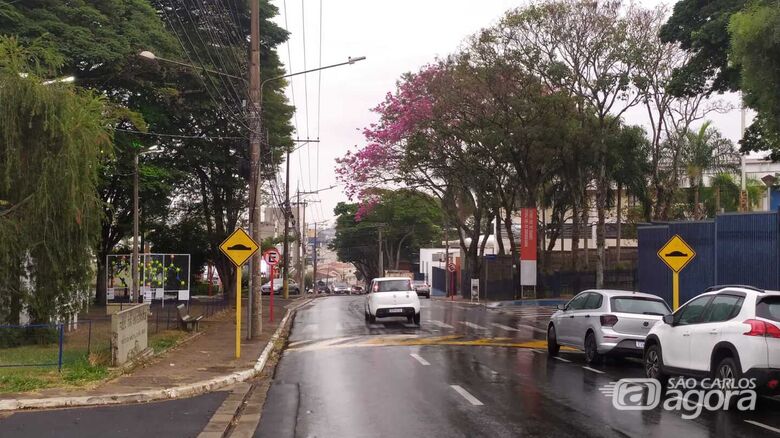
[427,320,455,329]
[745,420,780,434]
[582,366,605,374]
[531,349,545,354]
[410,353,430,366]
[459,321,488,330]
[553,356,571,363]
[450,385,484,406]
[491,323,520,332]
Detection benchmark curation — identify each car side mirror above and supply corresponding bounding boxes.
[556,304,566,311]
[662,314,674,325]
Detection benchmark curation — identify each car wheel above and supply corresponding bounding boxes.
[547,324,560,356]
[716,357,742,380]
[584,332,602,365]
[364,308,369,321]
[407,315,413,323]
[413,313,420,325]
[645,344,668,386]
[369,314,376,324]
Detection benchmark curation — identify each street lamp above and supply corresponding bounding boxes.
[256,57,366,300]
[131,143,162,303]
[138,51,246,82]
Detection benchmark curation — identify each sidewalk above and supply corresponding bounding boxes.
[1,296,306,409]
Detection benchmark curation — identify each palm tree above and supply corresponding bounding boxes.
[682,122,740,219]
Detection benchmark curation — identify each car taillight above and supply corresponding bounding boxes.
[743,319,780,338]
[600,315,618,327]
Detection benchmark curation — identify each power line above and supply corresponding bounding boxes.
[301,0,313,192]
[115,128,245,140]
[282,0,307,195]
[316,0,323,192]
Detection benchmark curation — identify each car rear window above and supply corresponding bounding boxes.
[757,297,780,322]
[375,280,411,292]
[610,297,670,316]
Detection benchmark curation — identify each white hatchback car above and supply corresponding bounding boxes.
[365,277,421,325]
[548,289,671,364]
[645,285,780,395]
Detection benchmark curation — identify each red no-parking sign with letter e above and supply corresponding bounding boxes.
[263,248,281,322]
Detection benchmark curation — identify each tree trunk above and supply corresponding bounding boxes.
[95,256,107,305]
[716,185,721,213]
[596,157,607,288]
[495,214,505,255]
[583,206,590,270]
[571,204,580,271]
[616,183,622,264]
[694,180,701,219]
[504,210,521,300]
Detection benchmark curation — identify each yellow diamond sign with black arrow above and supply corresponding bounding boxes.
[219,228,259,267]
[657,234,696,273]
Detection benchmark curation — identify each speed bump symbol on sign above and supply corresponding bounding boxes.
[219,228,259,267]
[657,235,696,272]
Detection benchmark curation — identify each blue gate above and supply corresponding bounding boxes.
[638,211,780,305]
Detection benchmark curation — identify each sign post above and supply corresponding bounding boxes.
[219,228,259,358]
[263,248,281,322]
[657,234,696,310]
[447,262,456,300]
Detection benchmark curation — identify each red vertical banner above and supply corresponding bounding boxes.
[519,208,537,286]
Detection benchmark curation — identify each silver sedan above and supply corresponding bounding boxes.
[547,289,671,364]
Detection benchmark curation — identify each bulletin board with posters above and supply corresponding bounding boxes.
[107,253,191,302]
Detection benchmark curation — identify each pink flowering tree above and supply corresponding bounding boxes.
[337,62,503,284]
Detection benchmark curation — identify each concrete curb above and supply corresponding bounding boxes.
[0,298,311,412]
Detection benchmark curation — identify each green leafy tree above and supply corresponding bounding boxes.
[0,38,112,324]
[729,1,780,153]
[331,190,442,281]
[681,121,740,218]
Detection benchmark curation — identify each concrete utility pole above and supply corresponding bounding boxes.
[299,197,306,293]
[313,222,319,291]
[444,221,449,298]
[282,148,291,299]
[248,0,262,337]
[132,151,140,303]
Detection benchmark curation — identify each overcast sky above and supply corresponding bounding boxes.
[271,0,751,227]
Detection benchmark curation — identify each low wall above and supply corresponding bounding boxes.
[111,303,150,366]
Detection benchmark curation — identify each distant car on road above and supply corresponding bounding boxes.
[365,277,421,325]
[547,289,671,364]
[261,279,300,295]
[351,285,365,295]
[412,280,430,298]
[332,282,350,295]
[645,285,780,395]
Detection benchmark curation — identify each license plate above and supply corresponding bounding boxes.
[636,341,645,349]
[388,308,403,313]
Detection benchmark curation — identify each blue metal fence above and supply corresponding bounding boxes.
[0,324,64,371]
[638,211,780,305]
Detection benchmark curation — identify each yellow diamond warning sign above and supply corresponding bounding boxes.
[219,228,259,267]
[657,234,696,273]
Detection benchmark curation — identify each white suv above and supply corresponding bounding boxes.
[365,277,421,325]
[645,285,780,395]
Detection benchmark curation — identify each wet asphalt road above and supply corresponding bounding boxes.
[0,390,229,437]
[257,296,780,438]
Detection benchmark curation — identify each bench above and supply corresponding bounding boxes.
[177,304,203,332]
